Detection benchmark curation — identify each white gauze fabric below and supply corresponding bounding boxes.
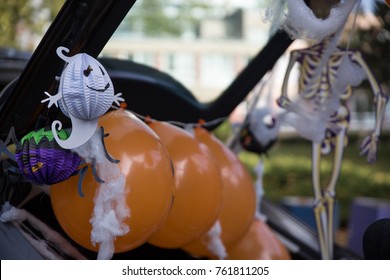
[254,159,267,222]
[281,94,340,143]
[203,220,227,260]
[73,130,130,260]
[283,0,357,41]
[265,0,357,42]
[333,53,367,91]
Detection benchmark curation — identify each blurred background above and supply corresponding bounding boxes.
[2,0,390,257]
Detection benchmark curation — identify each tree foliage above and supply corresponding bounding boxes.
[0,0,62,50]
[350,3,390,90]
[0,0,33,48]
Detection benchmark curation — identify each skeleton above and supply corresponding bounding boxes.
[277,36,388,259]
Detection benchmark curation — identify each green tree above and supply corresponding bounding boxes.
[42,0,63,20]
[0,0,63,50]
[350,3,390,91]
[0,0,33,48]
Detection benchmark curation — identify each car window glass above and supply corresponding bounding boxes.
[100,0,271,103]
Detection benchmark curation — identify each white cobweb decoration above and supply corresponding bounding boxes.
[73,130,130,260]
[202,220,227,260]
[254,158,267,222]
[334,54,367,90]
[265,0,357,42]
[281,93,340,144]
[263,0,288,37]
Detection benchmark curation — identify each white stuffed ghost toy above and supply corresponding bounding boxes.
[42,46,124,149]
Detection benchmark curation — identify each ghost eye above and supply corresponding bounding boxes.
[99,66,105,75]
[83,65,93,77]
[263,114,276,129]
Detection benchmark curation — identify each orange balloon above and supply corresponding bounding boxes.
[227,219,291,260]
[147,121,223,248]
[184,126,256,257]
[50,109,174,253]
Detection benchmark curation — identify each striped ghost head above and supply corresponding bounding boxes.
[57,47,114,120]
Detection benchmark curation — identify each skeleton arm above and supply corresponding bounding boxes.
[352,51,388,162]
[277,50,300,109]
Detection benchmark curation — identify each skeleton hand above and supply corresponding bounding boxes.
[41,91,61,108]
[113,92,124,106]
[277,96,292,109]
[360,132,379,163]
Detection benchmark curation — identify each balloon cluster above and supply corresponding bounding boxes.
[48,109,290,260]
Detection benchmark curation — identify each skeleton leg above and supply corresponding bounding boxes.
[311,142,329,259]
[323,126,346,260]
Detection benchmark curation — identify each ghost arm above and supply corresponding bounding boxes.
[277,50,300,109]
[41,91,62,108]
[112,92,124,106]
[352,51,389,162]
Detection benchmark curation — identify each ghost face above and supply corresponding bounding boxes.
[83,64,110,92]
[59,53,114,120]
